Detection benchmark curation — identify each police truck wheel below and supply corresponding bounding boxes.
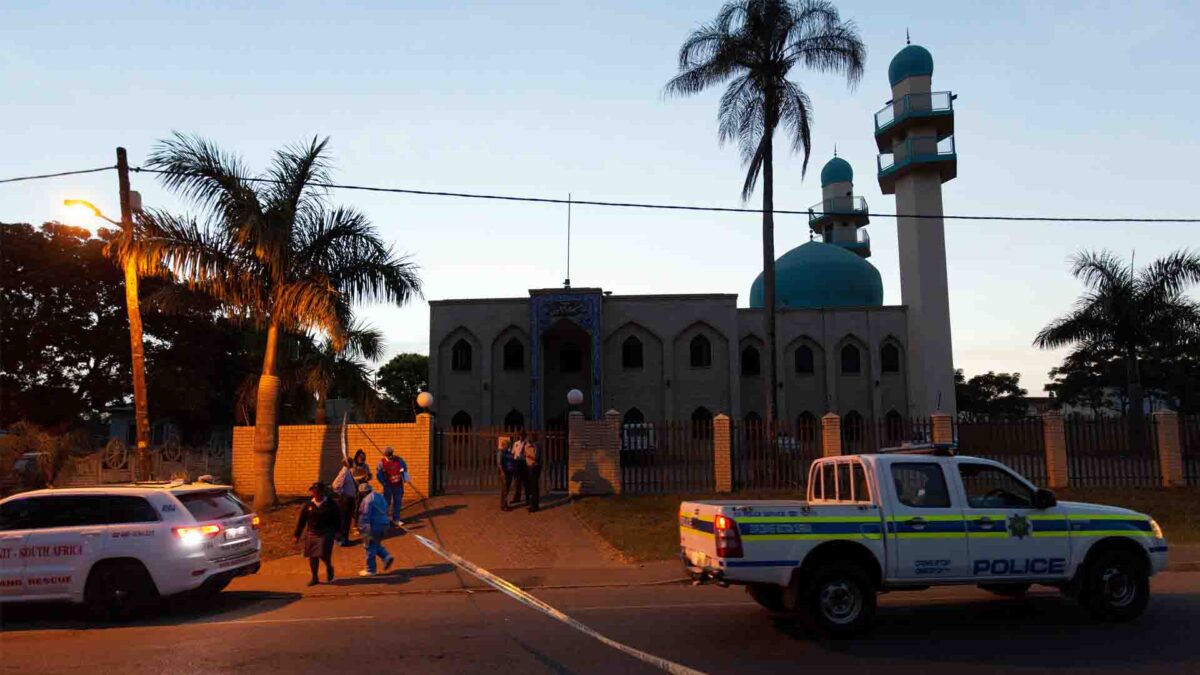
[85,560,156,620]
[746,584,787,612]
[1081,550,1149,622]
[979,583,1031,597]
[807,563,876,637]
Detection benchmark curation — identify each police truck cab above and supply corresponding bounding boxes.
[680,447,1167,635]
[0,482,261,617]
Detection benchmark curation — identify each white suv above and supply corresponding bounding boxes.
[0,482,261,617]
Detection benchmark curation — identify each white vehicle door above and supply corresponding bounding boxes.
[0,498,34,598]
[956,461,1071,580]
[21,495,107,600]
[883,460,970,581]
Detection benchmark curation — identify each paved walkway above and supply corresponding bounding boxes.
[231,493,684,597]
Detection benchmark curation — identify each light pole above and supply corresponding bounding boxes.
[64,148,152,480]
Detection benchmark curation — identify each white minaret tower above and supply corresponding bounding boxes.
[875,41,957,417]
[811,152,871,258]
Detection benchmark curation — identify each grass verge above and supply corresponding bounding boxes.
[573,487,1200,563]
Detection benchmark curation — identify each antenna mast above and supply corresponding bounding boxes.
[564,192,572,288]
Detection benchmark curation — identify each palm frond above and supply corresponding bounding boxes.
[1138,248,1200,303]
[146,132,265,238]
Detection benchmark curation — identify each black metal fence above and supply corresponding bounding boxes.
[730,420,820,492]
[433,427,566,495]
[1182,415,1200,487]
[1064,414,1161,487]
[955,418,1047,485]
[619,421,714,494]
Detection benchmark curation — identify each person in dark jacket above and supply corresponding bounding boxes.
[497,437,517,511]
[524,432,542,513]
[294,482,340,585]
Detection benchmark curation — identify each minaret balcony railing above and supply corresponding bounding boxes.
[874,91,956,151]
[877,135,957,194]
[807,196,869,224]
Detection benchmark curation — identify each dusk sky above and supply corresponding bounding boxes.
[3,0,1197,394]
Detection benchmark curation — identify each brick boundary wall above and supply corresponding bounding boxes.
[713,414,732,493]
[822,413,842,457]
[1154,411,1185,487]
[232,414,432,499]
[1043,411,1069,488]
[568,410,622,496]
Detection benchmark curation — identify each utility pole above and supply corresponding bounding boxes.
[117,147,151,480]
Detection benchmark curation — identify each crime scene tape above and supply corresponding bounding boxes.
[412,533,708,675]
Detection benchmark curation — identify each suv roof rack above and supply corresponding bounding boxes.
[880,443,956,456]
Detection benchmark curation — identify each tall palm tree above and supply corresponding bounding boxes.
[141,133,421,509]
[666,0,865,430]
[1035,249,1200,444]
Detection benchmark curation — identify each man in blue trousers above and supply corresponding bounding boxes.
[356,482,394,577]
[376,446,409,528]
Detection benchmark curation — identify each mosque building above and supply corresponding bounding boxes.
[427,43,957,430]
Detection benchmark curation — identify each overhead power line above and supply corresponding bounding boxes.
[0,165,116,185]
[2,163,1198,223]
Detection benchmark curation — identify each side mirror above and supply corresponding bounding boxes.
[1034,488,1057,510]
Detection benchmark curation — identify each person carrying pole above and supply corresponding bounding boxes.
[376,446,409,527]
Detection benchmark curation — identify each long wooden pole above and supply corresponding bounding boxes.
[117,147,151,480]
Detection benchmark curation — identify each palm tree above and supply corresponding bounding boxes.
[666,0,865,430]
[1035,249,1200,444]
[141,133,421,509]
[300,321,384,425]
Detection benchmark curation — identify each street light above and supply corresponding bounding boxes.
[63,199,120,226]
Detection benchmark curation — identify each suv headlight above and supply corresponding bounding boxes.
[1149,519,1164,540]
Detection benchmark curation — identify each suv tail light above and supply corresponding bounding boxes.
[714,514,743,558]
[174,524,222,546]
[251,515,261,529]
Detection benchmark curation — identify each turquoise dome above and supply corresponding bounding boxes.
[749,241,883,309]
[820,156,853,187]
[888,44,934,87]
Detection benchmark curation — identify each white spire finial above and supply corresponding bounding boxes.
[906,28,910,45]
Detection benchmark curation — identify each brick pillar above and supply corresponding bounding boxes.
[604,409,623,494]
[931,412,954,445]
[1154,411,1185,487]
[1043,411,1069,488]
[822,412,842,457]
[415,413,434,497]
[713,413,732,493]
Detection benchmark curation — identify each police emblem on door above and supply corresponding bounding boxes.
[1007,513,1031,539]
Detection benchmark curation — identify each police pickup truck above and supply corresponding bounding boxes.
[680,447,1167,635]
[0,482,261,618]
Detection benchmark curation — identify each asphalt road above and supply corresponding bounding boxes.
[3,572,1199,674]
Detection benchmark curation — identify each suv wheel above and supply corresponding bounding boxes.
[1081,549,1149,622]
[807,562,876,637]
[85,560,157,620]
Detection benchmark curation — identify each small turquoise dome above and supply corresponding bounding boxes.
[888,44,934,87]
[749,241,883,309]
[820,156,853,187]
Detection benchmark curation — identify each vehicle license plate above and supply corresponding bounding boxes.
[225,526,247,540]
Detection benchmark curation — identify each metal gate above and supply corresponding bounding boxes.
[433,427,567,495]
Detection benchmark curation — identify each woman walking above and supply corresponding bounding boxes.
[294,482,339,585]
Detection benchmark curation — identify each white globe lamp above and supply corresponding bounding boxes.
[416,391,434,411]
[567,388,584,407]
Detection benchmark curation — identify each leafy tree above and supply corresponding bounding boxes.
[300,321,384,424]
[376,353,429,422]
[1,223,130,428]
[1035,250,1200,433]
[955,369,1028,420]
[666,0,865,431]
[141,134,421,509]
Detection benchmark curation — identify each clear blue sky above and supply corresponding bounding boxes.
[3,0,1198,395]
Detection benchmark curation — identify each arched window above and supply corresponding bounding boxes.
[881,343,900,373]
[450,410,472,428]
[884,409,905,442]
[740,346,761,376]
[691,406,713,438]
[559,341,582,372]
[503,338,524,371]
[842,410,864,446]
[503,409,524,430]
[840,344,861,375]
[623,407,645,425]
[451,339,472,372]
[795,344,815,374]
[622,336,643,369]
[690,334,712,368]
[797,411,817,443]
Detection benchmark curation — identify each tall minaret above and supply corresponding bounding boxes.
[875,42,957,417]
[812,153,871,258]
